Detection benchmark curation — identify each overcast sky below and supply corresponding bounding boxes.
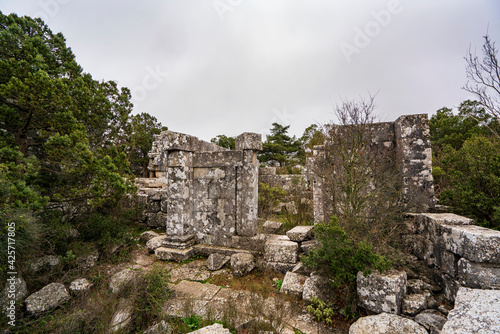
[2,1,500,141]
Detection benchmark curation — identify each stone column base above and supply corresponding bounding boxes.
[155,247,195,262]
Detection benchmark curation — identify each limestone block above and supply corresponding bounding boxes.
[301,239,319,255]
[402,294,427,316]
[407,279,433,294]
[68,278,93,296]
[146,235,169,253]
[230,253,255,276]
[441,273,460,303]
[441,287,500,334]
[30,255,60,273]
[205,253,230,271]
[279,271,307,298]
[457,258,500,289]
[146,212,160,228]
[265,262,296,273]
[147,200,161,213]
[235,132,262,151]
[140,230,160,243]
[302,274,331,302]
[412,235,435,266]
[110,299,132,332]
[155,247,194,262]
[434,242,457,277]
[414,310,447,333]
[109,269,139,294]
[286,225,314,242]
[144,320,174,334]
[262,220,282,234]
[188,323,232,334]
[349,312,428,334]
[264,236,298,264]
[25,283,70,315]
[291,262,310,276]
[1,277,28,314]
[357,270,407,315]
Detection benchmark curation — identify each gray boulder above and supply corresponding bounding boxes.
[205,253,230,271]
[230,253,255,276]
[279,271,307,298]
[286,225,314,242]
[441,287,500,334]
[415,309,447,332]
[68,278,93,296]
[25,283,70,315]
[262,220,282,234]
[357,270,407,314]
[349,312,427,334]
[402,294,427,316]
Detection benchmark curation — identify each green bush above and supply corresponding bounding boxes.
[303,216,391,294]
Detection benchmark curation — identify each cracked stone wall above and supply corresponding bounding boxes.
[136,131,261,247]
[310,114,435,223]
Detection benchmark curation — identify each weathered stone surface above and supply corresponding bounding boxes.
[457,257,500,289]
[286,225,314,242]
[188,322,232,334]
[300,239,318,255]
[155,246,194,262]
[357,270,407,315]
[110,299,132,332]
[280,271,307,298]
[109,268,139,294]
[143,320,174,334]
[25,283,70,315]
[172,281,221,300]
[140,230,160,243]
[265,261,296,273]
[205,253,230,271]
[302,274,331,302]
[349,312,428,334]
[264,236,298,264]
[235,132,262,151]
[169,264,210,283]
[441,273,460,303]
[402,294,427,316]
[291,262,310,275]
[68,278,93,295]
[146,235,170,253]
[441,287,500,334]
[1,277,28,314]
[414,309,447,332]
[194,244,253,257]
[262,220,282,234]
[230,253,255,276]
[407,279,433,294]
[30,255,60,272]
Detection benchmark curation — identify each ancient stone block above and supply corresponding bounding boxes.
[286,225,314,242]
[407,279,434,294]
[402,294,427,316]
[146,200,161,213]
[205,253,230,271]
[349,313,428,334]
[188,323,232,334]
[357,270,407,315]
[434,242,457,277]
[264,235,298,264]
[25,283,70,315]
[265,262,296,273]
[262,220,282,234]
[146,235,170,253]
[279,271,307,298]
[441,287,500,334]
[414,310,447,333]
[441,273,460,303]
[235,132,262,151]
[139,230,160,243]
[457,258,500,289]
[155,247,194,262]
[171,281,221,300]
[302,274,331,302]
[68,278,93,296]
[301,239,319,255]
[230,253,255,276]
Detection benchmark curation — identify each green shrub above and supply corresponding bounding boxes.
[303,216,391,294]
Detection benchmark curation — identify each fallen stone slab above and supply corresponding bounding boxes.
[414,309,447,333]
[193,244,253,257]
[230,253,255,276]
[169,265,210,283]
[262,220,283,234]
[155,246,194,262]
[264,235,298,264]
[349,312,428,334]
[357,270,407,315]
[109,268,140,294]
[441,287,500,334]
[146,235,170,253]
[188,323,231,333]
[457,257,500,289]
[172,281,221,300]
[286,225,314,242]
[280,271,307,298]
[25,283,70,315]
[140,230,160,243]
[205,253,230,271]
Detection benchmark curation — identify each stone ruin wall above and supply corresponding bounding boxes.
[136,130,262,248]
[310,114,435,224]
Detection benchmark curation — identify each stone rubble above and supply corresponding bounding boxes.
[349,312,428,334]
[25,282,70,315]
